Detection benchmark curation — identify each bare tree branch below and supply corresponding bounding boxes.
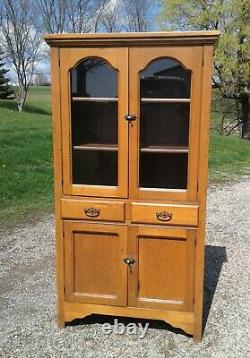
[0,0,43,111]
[98,0,121,32]
[121,0,153,32]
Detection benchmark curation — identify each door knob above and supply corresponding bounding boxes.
[123,257,135,265]
[123,257,136,272]
[124,114,137,121]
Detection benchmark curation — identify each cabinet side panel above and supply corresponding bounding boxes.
[51,47,64,326]
[194,45,214,341]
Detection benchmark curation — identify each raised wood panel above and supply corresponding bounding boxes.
[64,222,127,306]
[128,226,195,311]
[61,198,125,222]
[131,202,198,226]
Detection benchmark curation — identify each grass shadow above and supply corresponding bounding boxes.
[24,103,51,116]
[0,99,51,116]
[0,99,17,111]
[203,244,227,334]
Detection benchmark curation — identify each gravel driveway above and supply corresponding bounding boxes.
[0,179,250,357]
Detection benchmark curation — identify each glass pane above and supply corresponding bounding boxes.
[139,58,191,190]
[70,58,118,186]
[140,103,190,147]
[72,101,118,146]
[141,58,191,99]
[73,151,117,186]
[71,58,117,98]
[139,153,188,189]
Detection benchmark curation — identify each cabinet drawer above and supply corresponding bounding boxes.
[131,203,198,226]
[61,199,125,222]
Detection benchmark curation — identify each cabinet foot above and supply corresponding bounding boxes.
[193,329,202,342]
[57,315,65,328]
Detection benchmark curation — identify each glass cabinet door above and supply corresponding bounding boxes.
[129,47,202,201]
[60,48,128,197]
[71,59,118,186]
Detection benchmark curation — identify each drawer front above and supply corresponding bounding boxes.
[61,199,125,222]
[131,203,198,226]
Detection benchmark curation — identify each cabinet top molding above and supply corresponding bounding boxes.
[44,31,220,47]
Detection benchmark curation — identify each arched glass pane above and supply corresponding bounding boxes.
[140,58,191,99]
[70,58,118,186]
[71,58,117,98]
[139,58,191,189]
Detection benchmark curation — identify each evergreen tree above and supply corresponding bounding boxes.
[0,49,15,99]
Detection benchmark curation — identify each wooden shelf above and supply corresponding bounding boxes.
[141,98,190,103]
[72,97,118,102]
[73,143,118,151]
[141,146,188,153]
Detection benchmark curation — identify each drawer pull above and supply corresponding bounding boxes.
[156,211,172,222]
[84,207,100,218]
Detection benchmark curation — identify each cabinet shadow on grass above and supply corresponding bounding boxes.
[67,245,227,339]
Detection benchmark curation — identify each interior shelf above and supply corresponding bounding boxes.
[140,145,188,153]
[141,98,190,103]
[72,97,118,102]
[73,143,118,151]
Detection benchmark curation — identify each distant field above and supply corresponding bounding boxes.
[0,86,250,228]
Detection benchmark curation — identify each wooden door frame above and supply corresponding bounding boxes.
[64,221,128,306]
[60,47,129,198]
[127,225,196,312]
[128,46,203,201]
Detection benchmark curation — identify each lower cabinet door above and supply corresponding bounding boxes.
[128,226,196,311]
[64,221,127,306]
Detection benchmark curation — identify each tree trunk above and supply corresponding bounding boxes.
[17,86,27,112]
[241,93,250,139]
[17,99,24,112]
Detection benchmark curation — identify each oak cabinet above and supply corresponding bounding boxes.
[64,222,127,306]
[44,31,219,341]
[127,226,196,312]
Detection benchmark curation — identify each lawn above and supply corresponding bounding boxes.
[0,86,250,228]
[209,133,250,181]
[0,87,53,229]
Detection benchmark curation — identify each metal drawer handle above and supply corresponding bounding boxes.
[84,207,100,218]
[156,211,173,222]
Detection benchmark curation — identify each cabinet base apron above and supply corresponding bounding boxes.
[63,302,195,336]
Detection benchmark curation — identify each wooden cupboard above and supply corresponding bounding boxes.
[44,31,219,341]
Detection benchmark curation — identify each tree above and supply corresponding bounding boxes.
[121,0,153,32]
[0,0,44,111]
[36,0,107,34]
[0,48,15,99]
[32,71,49,86]
[160,0,250,138]
[35,0,67,34]
[98,0,121,33]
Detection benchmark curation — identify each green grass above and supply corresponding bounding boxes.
[0,86,53,229]
[0,86,250,228]
[209,133,250,182]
